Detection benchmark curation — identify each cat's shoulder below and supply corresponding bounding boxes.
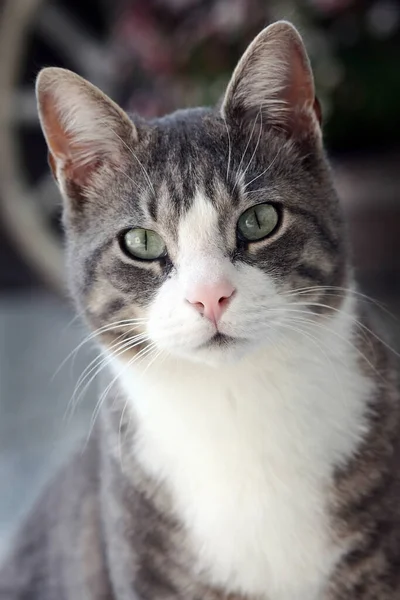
[0,433,112,600]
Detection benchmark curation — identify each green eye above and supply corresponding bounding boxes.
[237,203,279,241]
[122,228,166,260]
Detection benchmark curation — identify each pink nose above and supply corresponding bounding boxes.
[186,280,236,324]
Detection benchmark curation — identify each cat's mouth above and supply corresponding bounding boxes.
[199,332,239,349]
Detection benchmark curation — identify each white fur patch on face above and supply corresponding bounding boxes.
[147,190,284,364]
[176,190,224,282]
[116,293,373,600]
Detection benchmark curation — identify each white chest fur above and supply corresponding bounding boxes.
[115,316,372,600]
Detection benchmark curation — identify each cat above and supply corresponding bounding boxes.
[1,19,400,600]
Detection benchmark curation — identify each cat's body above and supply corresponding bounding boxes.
[1,21,400,600]
[2,321,400,600]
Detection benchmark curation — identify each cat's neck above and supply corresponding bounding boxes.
[111,295,374,600]
[115,296,371,455]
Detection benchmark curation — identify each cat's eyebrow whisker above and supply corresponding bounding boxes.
[222,114,232,184]
[110,126,156,198]
[100,120,148,193]
[92,119,148,196]
[116,166,147,196]
[243,145,283,191]
[92,118,150,197]
[239,110,263,188]
[232,108,261,194]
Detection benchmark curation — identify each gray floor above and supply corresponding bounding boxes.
[0,293,97,561]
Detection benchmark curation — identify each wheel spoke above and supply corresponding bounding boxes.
[35,4,115,87]
[3,88,39,126]
[34,174,59,216]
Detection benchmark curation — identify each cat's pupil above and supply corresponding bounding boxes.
[123,228,166,261]
[245,212,259,230]
[238,203,279,241]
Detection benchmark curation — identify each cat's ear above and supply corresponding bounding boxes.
[221,21,321,140]
[36,68,137,189]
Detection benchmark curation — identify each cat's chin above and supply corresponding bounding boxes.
[177,335,254,367]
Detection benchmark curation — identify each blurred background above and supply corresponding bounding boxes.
[0,0,400,559]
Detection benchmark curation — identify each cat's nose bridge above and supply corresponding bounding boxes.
[186,280,236,324]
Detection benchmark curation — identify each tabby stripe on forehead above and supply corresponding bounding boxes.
[182,176,195,208]
[164,177,190,215]
[147,194,158,221]
[287,206,339,252]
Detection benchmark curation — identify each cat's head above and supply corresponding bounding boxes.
[36,21,347,366]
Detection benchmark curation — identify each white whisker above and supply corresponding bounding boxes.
[52,318,147,382]
[280,285,396,321]
[85,342,158,448]
[222,115,232,184]
[233,108,261,193]
[72,332,146,401]
[273,310,385,381]
[243,145,283,190]
[66,333,148,420]
[240,110,263,184]
[285,301,400,360]
[111,128,156,197]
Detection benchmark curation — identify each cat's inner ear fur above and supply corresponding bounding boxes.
[221,21,321,140]
[36,68,137,189]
